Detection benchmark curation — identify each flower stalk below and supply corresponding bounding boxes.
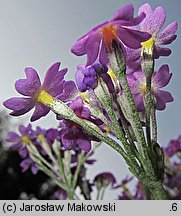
[109,39,167,199]
[141,44,155,148]
[110,40,153,174]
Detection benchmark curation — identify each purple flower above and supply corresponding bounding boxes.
[20,158,38,175]
[6,124,34,151]
[118,191,131,200]
[69,96,103,125]
[164,139,181,157]
[54,188,67,200]
[117,176,134,200]
[76,64,98,92]
[59,120,92,152]
[69,96,91,119]
[164,170,181,191]
[121,176,134,186]
[59,96,100,152]
[3,62,67,121]
[35,126,46,136]
[45,128,59,145]
[57,80,79,102]
[92,63,115,93]
[6,124,39,174]
[138,3,178,58]
[134,182,144,200]
[94,172,116,188]
[118,177,144,200]
[76,63,115,94]
[128,64,174,111]
[71,4,151,66]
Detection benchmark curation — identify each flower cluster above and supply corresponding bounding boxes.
[4,2,177,135]
[6,124,59,174]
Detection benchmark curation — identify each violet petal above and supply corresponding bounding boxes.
[30,103,50,122]
[139,3,166,34]
[157,21,178,45]
[76,130,91,152]
[117,27,151,49]
[3,97,35,116]
[112,4,134,21]
[15,67,41,96]
[153,65,172,88]
[155,90,174,110]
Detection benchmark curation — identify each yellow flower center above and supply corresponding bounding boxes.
[141,83,147,94]
[108,69,116,79]
[21,135,31,144]
[100,25,117,48]
[37,134,45,142]
[141,83,154,94]
[121,183,128,191]
[36,90,54,107]
[79,92,90,101]
[102,125,110,134]
[141,37,154,55]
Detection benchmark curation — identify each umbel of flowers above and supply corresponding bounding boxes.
[4,3,178,200]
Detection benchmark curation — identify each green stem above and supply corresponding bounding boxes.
[94,77,140,171]
[142,51,155,147]
[31,154,67,191]
[145,75,152,147]
[100,187,106,200]
[67,190,74,200]
[96,189,101,200]
[113,94,138,153]
[54,142,68,185]
[72,152,85,190]
[144,185,152,200]
[64,151,73,188]
[28,144,62,178]
[151,105,157,143]
[149,182,168,200]
[110,41,153,174]
[74,116,130,163]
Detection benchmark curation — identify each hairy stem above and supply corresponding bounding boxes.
[149,182,168,200]
[94,77,140,171]
[144,75,152,147]
[151,105,157,143]
[110,41,153,174]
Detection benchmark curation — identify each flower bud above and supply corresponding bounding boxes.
[75,64,98,92]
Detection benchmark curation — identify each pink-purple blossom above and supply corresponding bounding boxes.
[6,124,34,151]
[59,96,100,152]
[127,64,174,112]
[76,64,98,92]
[3,62,67,122]
[164,136,181,157]
[71,4,151,66]
[6,124,38,174]
[20,158,38,175]
[54,188,67,200]
[94,172,116,188]
[75,63,114,93]
[139,3,178,58]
